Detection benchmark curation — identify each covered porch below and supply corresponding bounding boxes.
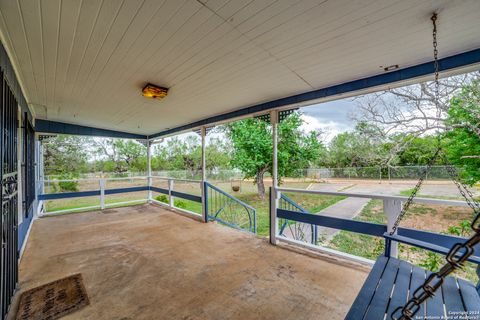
[12,204,366,320]
[1,0,480,319]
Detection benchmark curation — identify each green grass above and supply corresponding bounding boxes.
[327,199,385,259]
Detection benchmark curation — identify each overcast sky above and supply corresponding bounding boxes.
[300,98,357,142]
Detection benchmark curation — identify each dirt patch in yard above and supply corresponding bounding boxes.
[365,200,474,235]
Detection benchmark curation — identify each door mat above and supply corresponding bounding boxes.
[16,274,89,320]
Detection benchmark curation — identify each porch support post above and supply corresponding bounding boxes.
[384,199,401,258]
[201,126,207,223]
[36,139,45,216]
[147,139,152,202]
[270,110,279,245]
[100,179,106,210]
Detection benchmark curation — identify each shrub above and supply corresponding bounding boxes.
[58,174,79,192]
[155,195,168,203]
[174,200,187,209]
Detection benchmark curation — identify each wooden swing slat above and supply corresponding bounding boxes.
[458,278,480,311]
[346,257,479,319]
[386,261,411,316]
[364,258,400,319]
[425,271,445,318]
[344,257,389,319]
[443,276,467,313]
[409,265,426,317]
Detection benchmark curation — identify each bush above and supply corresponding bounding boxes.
[58,174,79,192]
[174,200,187,209]
[49,182,59,193]
[155,195,168,203]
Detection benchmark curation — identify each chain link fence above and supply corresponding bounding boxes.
[46,166,461,183]
[297,166,462,181]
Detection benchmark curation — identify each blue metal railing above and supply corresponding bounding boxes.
[279,193,317,244]
[204,182,256,233]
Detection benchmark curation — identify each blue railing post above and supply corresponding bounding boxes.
[253,207,257,234]
[384,238,392,258]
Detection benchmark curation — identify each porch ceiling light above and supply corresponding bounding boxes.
[142,83,168,99]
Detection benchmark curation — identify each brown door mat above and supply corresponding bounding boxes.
[16,274,89,320]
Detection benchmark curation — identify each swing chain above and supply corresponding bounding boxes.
[389,148,441,236]
[392,13,480,320]
[389,13,442,237]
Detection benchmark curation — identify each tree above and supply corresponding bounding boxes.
[327,122,388,167]
[226,112,323,199]
[444,79,480,184]
[394,135,442,166]
[43,135,89,176]
[93,139,146,173]
[152,134,232,178]
[352,72,480,164]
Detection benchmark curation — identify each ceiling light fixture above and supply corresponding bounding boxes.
[142,83,169,99]
[381,64,399,72]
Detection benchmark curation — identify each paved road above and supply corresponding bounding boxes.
[314,197,371,241]
[282,182,370,242]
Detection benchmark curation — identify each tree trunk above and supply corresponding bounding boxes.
[255,168,267,200]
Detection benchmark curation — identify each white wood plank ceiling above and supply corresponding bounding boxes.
[0,0,479,135]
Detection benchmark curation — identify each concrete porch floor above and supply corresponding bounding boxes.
[10,204,368,320]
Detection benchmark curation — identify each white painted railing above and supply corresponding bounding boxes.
[37,176,203,218]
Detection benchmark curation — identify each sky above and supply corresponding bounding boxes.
[300,98,357,142]
[156,97,360,147]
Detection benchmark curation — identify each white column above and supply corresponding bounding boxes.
[147,139,152,202]
[270,110,279,245]
[384,199,401,258]
[168,179,174,207]
[100,179,106,210]
[201,126,207,222]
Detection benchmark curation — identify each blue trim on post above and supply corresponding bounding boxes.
[277,209,387,236]
[38,190,101,200]
[150,186,201,202]
[38,186,150,200]
[171,190,202,203]
[150,186,169,195]
[35,119,147,139]
[150,48,480,138]
[104,186,149,195]
[18,205,34,251]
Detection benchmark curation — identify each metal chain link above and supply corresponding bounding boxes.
[389,148,441,235]
[391,13,480,320]
[389,13,441,236]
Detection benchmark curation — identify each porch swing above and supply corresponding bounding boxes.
[345,14,480,320]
